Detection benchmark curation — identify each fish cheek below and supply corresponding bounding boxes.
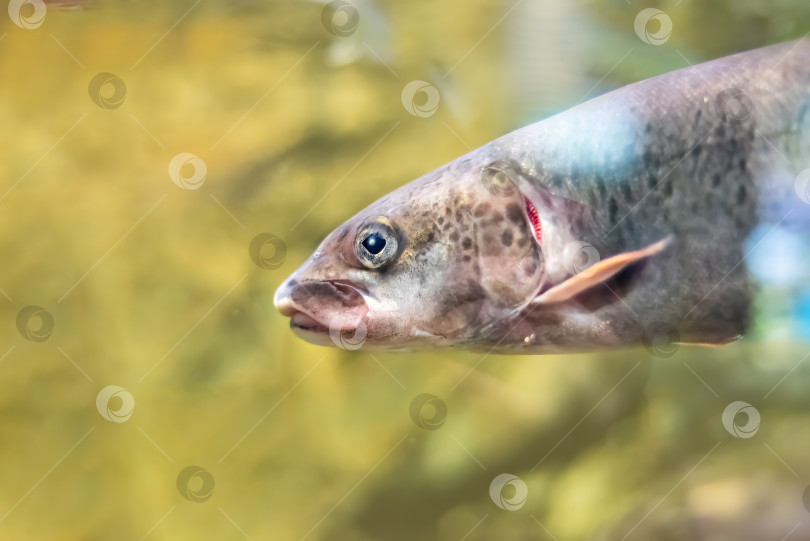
[394,230,485,337]
[474,202,545,308]
[427,279,488,337]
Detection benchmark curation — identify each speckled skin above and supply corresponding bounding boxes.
[275,41,810,353]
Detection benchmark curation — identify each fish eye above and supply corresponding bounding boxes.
[354,219,399,269]
[362,232,386,254]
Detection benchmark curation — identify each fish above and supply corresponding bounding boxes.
[273,40,810,354]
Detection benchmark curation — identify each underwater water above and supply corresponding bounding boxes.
[1,1,810,539]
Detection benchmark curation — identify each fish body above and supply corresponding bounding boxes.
[274,41,810,353]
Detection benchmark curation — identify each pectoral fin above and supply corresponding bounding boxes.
[533,237,672,305]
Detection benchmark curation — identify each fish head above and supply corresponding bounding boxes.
[274,155,550,350]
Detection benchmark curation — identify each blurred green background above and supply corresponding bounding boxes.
[1,0,809,539]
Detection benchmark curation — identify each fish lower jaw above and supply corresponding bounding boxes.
[290,312,331,334]
[289,311,369,348]
[289,314,338,347]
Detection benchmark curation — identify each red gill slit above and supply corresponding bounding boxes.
[523,196,542,243]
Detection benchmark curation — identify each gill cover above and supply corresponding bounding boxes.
[472,161,545,308]
[476,160,672,311]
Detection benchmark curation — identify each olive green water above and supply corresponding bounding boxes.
[1,1,810,540]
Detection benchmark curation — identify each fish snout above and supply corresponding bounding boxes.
[274,279,370,344]
[273,278,299,317]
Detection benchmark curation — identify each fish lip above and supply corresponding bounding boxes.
[281,303,337,334]
[276,279,370,333]
[290,311,331,334]
[326,279,372,301]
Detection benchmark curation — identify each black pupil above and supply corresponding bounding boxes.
[362,232,386,255]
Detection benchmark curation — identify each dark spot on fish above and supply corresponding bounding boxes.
[450,231,460,242]
[736,184,747,204]
[506,203,523,223]
[523,260,537,276]
[517,237,528,248]
[711,172,722,188]
[443,222,452,230]
[445,207,452,214]
[501,229,513,246]
[693,109,702,128]
[646,172,658,190]
[438,217,444,225]
[462,237,472,250]
[474,202,491,217]
[662,180,673,198]
[727,138,739,154]
[463,254,471,262]
[492,212,504,224]
[482,233,503,256]
[427,232,435,242]
[608,197,618,222]
[549,174,565,188]
[644,122,654,134]
[288,279,298,287]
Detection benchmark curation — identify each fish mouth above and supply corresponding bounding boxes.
[275,279,370,346]
[289,311,337,346]
[290,311,331,334]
